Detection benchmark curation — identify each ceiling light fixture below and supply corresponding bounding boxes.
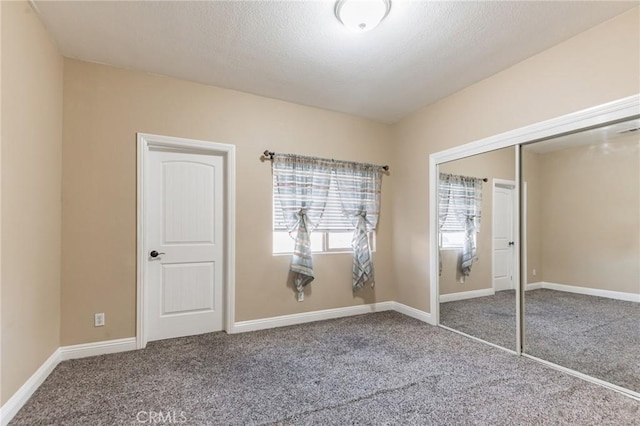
[335,0,391,33]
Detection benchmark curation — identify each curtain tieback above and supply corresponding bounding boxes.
[292,209,308,230]
[357,211,373,229]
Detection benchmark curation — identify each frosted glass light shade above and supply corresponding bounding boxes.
[335,0,391,33]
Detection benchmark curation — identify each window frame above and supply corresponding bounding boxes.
[272,230,376,256]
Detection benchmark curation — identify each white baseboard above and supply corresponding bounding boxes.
[232,301,434,333]
[232,301,395,333]
[0,338,137,426]
[392,302,434,325]
[439,288,494,303]
[59,337,137,361]
[525,282,543,290]
[533,281,639,303]
[0,348,61,426]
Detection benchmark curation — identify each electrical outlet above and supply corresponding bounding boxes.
[532,268,537,277]
[94,312,105,327]
[297,292,304,302]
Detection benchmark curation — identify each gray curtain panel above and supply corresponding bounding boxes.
[334,163,382,291]
[439,173,483,279]
[272,154,332,297]
[438,174,452,277]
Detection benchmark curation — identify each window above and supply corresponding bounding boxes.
[273,177,376,254]
[439,174,482,249]
[439,203,466,249]
[272,231,376,254]
[440,230,467,249]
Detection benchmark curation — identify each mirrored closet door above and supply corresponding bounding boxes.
[522,118,640,393]
[438,146,518,351]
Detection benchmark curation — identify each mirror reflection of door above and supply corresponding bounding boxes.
[438,146,517,351]
[522,118,640,393]
[493,181,516,292]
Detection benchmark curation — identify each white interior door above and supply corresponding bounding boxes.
[493,183,515,291]
[146,149,224,342]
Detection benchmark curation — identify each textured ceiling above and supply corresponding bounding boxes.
[33,1,636,123]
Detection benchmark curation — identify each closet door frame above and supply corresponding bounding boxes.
[428,95,639,393]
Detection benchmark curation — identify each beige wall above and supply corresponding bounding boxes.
[439,147,515,295]
[1,1,63,404]
[0,0,3,405]
[391,7,640,312]
[61,59,395,345]
[537,137,639,294]
[523,150,543,285]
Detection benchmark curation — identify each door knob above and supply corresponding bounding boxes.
[149,250,165,258]
[508,241,515,246]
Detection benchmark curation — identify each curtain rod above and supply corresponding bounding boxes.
[263,150,389,171]
[440,172,488,182]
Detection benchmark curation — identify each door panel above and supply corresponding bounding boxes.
[163,162,215,244]
[162,262,215,314]
[146,150,223,342]
[493,186,514,291]
[494,251,509,277]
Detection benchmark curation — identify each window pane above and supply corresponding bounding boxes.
[273,231,294,254]
[328,232,353,250]
[327,231,376,252]
[441,231,465,248]
[273,231,324,254]
[310,233,324,252]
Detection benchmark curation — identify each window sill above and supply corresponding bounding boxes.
[273,250,376,257]
[439,246,462,251]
